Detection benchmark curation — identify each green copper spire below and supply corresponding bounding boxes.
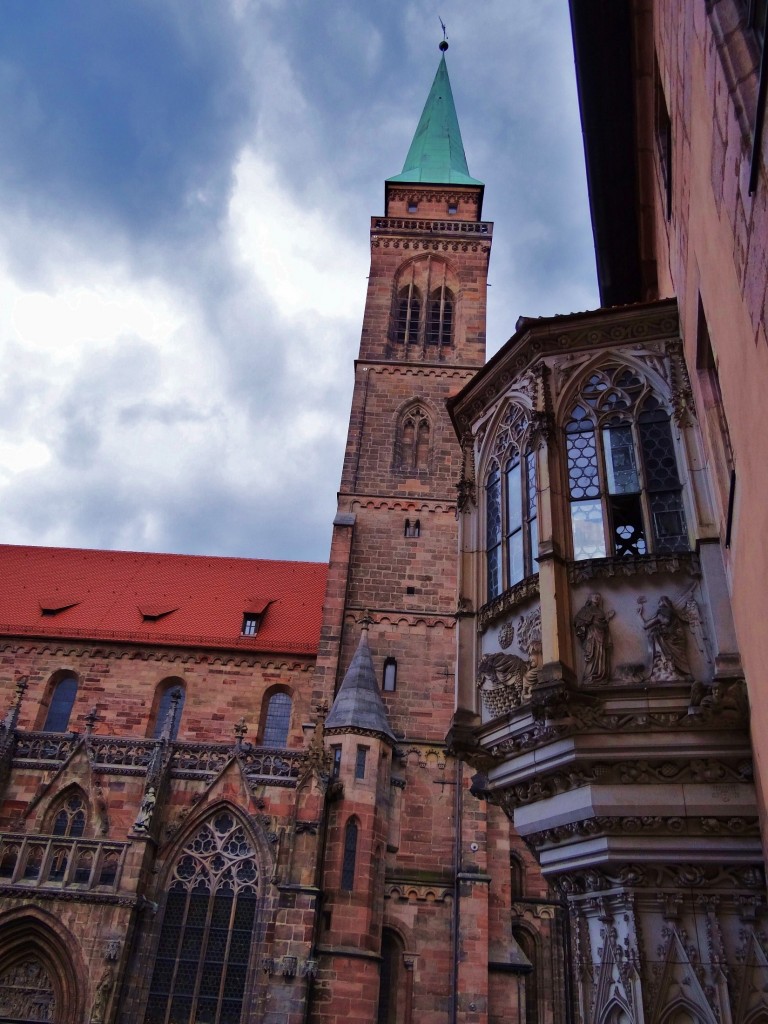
[387,49,483,187]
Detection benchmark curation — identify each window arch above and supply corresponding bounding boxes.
[148,679,186,740]
[341,818,358,891]
[144,809,260,1024]
[427,285,454,346]
[40,674,78,733]
[396,405,430,474]
[512,926,539,1024]
[46,789,88,838]
[564,366,688,560]
[485,405,539,602]
[261,690,292,747]
[394,284,421,344]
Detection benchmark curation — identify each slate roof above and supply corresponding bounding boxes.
[0,545,327,655]
[325,629,396,743]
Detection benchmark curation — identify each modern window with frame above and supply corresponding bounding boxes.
[565,367,689,561]
[485,406,539,602]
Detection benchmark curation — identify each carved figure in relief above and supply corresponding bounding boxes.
[133,786,156,833]
[574,593,614,685]
[90,967,114,1023]
[477,653,532,717]
[637,595,691,681]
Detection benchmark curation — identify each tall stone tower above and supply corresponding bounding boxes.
[310,45,519,1024]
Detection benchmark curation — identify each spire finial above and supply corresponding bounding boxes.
[439,17,448,51]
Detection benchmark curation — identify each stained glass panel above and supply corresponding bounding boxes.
[144,813,259,1024]
[570,501,606,560]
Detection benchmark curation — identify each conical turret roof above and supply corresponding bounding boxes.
[387,54,483,187]
[324,628,396,744]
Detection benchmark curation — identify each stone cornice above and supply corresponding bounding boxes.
[478,575,540,630]
[567,552,700,584]
[450,299,679,431]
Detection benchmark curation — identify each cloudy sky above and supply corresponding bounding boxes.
[0,1,598,564]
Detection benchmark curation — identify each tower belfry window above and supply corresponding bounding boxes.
[395,285,421,344]
[427,285,454,346]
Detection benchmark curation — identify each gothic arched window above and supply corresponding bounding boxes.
[485,406,538,601]
[144,810,260,1024]
[394,285,421,344]
[427,285,454,346]
[261,691,292,747]
[397,407,430,474]
[49,791,87,837]
[149,680,186,740]
[42,674,78,733]
[565,367,688,560]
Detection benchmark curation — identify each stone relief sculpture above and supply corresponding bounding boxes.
[89,967,114,1024]
[133,786,157,834]
[574,593,614,685]
[637,594,693,681]
[498,622,515,649]
[478,609,541,717]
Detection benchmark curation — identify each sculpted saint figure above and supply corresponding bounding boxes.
[133,786,156,833]
[574,593,614,685]
[638,595,691,680]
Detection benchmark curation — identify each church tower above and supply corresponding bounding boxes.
[310,44,538,1024]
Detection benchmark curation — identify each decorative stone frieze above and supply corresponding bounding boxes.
[477,575,540,630]
[566,551,700,584]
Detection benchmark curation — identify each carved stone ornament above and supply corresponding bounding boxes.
[89,966,114,1024]
[574,593,614,685]
[498,622,515,649]
[477,611,541,718]
[637,593,694,681]
[478,574,540,631]
[132,786,157,834]
[567,551,700,585]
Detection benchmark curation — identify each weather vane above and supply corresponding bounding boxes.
[439,17,448,51]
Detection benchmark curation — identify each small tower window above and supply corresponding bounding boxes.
[151,681,185,740]
[447,202,458,215]
[383,658,397,692]
[355,746,368,780]
[407,200,418,213]
[404,518,421,538]
[50,792,87,837]
[397,407,431,473]
[331,745,342,778]
[341,819,358,891]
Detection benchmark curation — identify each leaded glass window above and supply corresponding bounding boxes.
[144,811,260,1024]
[42,675,78,732]
[485,405,539,601]
[262,692,291,747]
[565,367,689,560]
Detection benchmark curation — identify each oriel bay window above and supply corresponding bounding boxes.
[565,368,689,560]
[486,443,539,602]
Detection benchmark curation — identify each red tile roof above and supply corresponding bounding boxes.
[0,545,327,656]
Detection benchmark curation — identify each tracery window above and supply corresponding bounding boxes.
[397,407,430,473]
[0,957,56,1022]
[262,692,292,747]
[427,285,454,346]
[49,792,87,837]
[144,810,260,1024]
[485,405,538,602]
[565,367,688,560]
[41,675,78,733]
[341,818,358,891]
[395,285,421,344]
